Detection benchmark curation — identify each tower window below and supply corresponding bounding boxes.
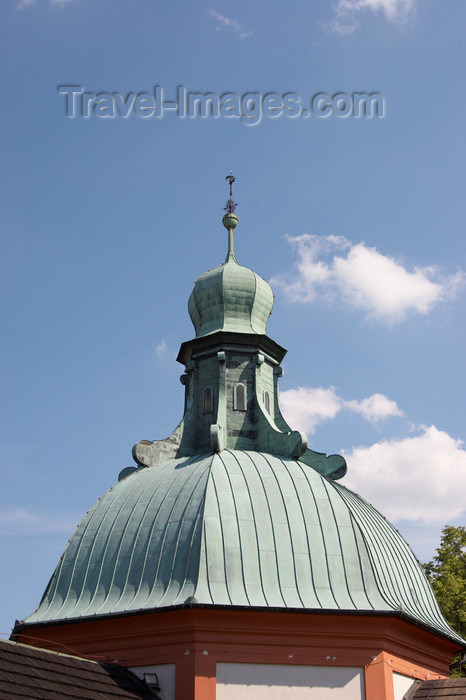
[204,387,213,414]
[264,391,270,414]
[234,383,246,412]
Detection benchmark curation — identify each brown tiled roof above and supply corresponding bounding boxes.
[404,678,466,699]
[0,639,159,700]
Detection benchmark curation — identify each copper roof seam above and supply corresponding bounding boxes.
[336,499,377,608]
[40,503,91,616]
[378,522,438,626]
[111,456,206,611]
[266,454,306,608]
[69,481,141,618]
[333,488,389,611]
[360,496,429,621]
[249,264,260,334]
[241,450,286,606]
[234,451,284,607]
[143,456,211,610]
[54,477,132,621]
[348,512,383,610]
[208,454,234,605]
[287,458,321,608]
[162,458,212,603]
[310,473,341,609]
[106,463,178,612]
[360,497,448,631]
[177,478,207,604]
[294,461,335,610]
[82,462,175,618]
[251,452,286,605]
[110,460,184,612]
[39,488,116,620]
[321,478,360,611]
[324,482,376,609]
[198,499,214,605]
[351,518,381,610]
[220,260,227,332]
[91,462,166,615]
[231,450,278,607]
[223,450,256,605]
[381,511,448,627]
[248,452,290,607]
[336,485,453,636]
[337,486,404,611]
[200,466,224,605]
[352,490,405,609]
[369,506,425,617]
[218,451,254,606]
[108,460,182,612]
[395,540,451,631]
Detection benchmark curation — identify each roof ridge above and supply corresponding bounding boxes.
[1,637,100,664]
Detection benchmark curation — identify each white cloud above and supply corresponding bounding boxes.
[271,234,464,325]
[279,383,465,536]
[280,386,342,433]
[0,507,80,535]
[330,0,415,34]
[207,9,253,39]
[342,426,466,524]
[280,385,403,433]
[346,393,404,423]
[155,337,168,358]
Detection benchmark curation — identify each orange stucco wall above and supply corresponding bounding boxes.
[15,609,459,700]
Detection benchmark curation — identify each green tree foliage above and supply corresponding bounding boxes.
[424,525,466,676]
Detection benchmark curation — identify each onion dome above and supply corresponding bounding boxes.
[188,212,274,338]
[24,450,464,646]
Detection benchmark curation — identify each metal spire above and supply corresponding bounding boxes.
[224,171,238,213]
[222,172,239,261]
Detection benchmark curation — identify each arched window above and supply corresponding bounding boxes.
[234,383,246,412]
[264,391,270,414]
[203,387,213,414]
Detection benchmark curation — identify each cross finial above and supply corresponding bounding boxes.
[224,171,238,213]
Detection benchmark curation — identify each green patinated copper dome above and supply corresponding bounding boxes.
[22,178,465,648]
[188,258,274,338]
[188,213,274,339]
[26,450,463,644]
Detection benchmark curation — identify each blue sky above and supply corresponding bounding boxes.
[1,0,465,638]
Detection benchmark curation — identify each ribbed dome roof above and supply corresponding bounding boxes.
[188,257,274,338]
[26,451,463,644]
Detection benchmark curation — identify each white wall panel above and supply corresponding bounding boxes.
[131,663,175,700]
[393,672,415,700]
[217,663,365,699]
